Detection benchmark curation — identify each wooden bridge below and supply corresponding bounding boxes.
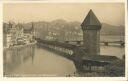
[35,38,123,76]
[100,41,125,46]
[64,40,125,46]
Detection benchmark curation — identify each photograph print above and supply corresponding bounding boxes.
[3,3,125,77]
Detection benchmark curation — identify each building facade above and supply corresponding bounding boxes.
[3,22,35,48]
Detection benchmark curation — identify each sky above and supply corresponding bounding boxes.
[3,3,124,26]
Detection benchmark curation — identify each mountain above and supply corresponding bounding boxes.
[4,19,124,37]
[101,23,124,36]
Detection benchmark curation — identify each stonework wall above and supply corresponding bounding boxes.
[83,30,100,55]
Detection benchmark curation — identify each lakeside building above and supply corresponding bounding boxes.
[3,22,35,48]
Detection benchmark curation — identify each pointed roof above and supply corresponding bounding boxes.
[81,9,101,30]
[23,22,34,33]
[31,22,34,31]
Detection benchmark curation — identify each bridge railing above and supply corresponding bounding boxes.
[64,40,125,46]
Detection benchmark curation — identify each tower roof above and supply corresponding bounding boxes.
[81,9,101,30]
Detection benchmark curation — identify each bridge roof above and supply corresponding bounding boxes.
[82,55,120,63]
[81,9,101,30]
[38,39,122,66]
[40,40,76,50]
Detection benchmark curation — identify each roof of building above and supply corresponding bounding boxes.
[23,22,34,33]
[81,9,101,30]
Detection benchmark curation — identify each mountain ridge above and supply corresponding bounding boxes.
[3,19,125,37]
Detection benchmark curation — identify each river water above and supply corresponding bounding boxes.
[8,36,125,77]
[100,35,125,59]
[10,47,76,77]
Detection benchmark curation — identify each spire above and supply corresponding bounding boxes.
[9,22,13,29]
[31,22,35,36]
[81,9,101,30]
[31,22,34,31]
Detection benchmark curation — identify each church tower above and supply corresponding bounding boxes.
[81,9,102,55]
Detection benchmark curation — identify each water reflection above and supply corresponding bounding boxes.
[101,45,124,59]
[10,47,76,76]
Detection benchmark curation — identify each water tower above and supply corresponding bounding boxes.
[81,9,102,55]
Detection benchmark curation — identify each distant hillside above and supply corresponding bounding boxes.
[23,20,124,36]
[4,19,124,37]
[101,23,124,36]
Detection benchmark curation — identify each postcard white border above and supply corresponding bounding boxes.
[0,0,127,81]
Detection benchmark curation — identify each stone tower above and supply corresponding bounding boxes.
[81,9,102,55]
